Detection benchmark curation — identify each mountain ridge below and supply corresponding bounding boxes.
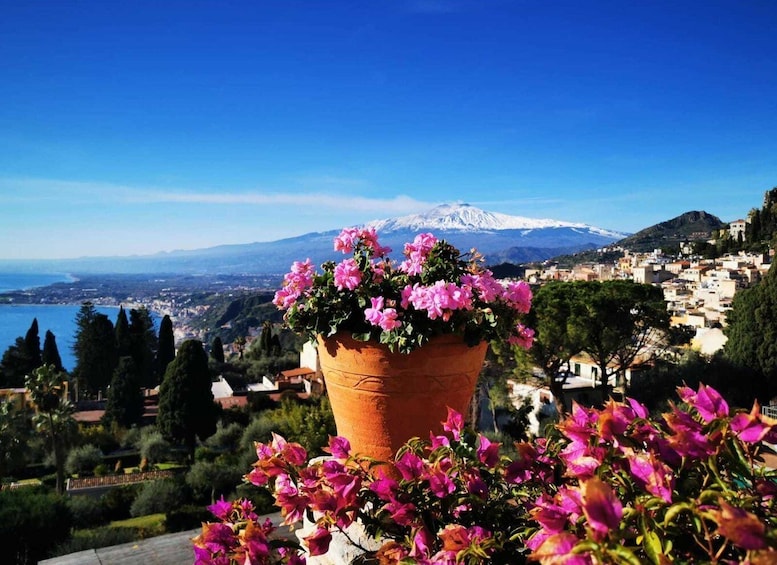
[0,203,628,274]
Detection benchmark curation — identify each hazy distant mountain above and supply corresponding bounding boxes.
[615,210,725,252]
[0,204,628,275]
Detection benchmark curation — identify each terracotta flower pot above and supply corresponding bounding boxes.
[317,332,488,462]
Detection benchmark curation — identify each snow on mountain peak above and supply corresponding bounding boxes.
[364,203,626,238]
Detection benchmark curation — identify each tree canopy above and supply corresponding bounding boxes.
[724,264,777,400]
[526,280,669,404]
[157,339,217,459]
[104,356,145,429]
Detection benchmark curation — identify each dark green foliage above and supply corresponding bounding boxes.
[129,307,158,388]
[185,459,245,502]
[65,443,104,476]
[0,399,29,482]
[68,493,107,529]
[130,477,190,517]
[629,352,762,413]
[157,340,218,458]
[0,337,33,388]
[156,314,175,378]
[0,487,73,565]
[525,280,669,403]
[567,280,669,397]
[100,484,142,521]
[724,263,777,399]
[23,318,42,370]
[104,356,145,428]
[165,504,212,532]
[211,336,225,364]
[138,429,172,464]
[50,527,139,557]
[25,365,77,495]
[42,329,64,372]
[73,303,118,397]
[115,306,131,357]
[0,318,44,388]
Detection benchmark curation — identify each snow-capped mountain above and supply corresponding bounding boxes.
[366,203,626,239]
[10,204,628,274]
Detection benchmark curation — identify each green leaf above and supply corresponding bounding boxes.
[663,502,694,527]
[642,529,664,565]
[606,545,643,565]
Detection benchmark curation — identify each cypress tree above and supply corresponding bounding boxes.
[211,336,225,364]
[115,307,131,358]
[129,307,157,389]
[157,340,217,460]
[73,310,117,398]
[156,315,175,380]
[24,318,42,370]
[42,330,64,373]
[104,356,144,428]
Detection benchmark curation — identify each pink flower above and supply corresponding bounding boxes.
[325,436,352,459]
[395,451,426,480]
[476,435,501,468]
[501,280,533,314]
[304,526,333,556]
[207,496,233,521]
[731,401,772,443]
[530,532,590,565]
[333,258,362,290]
[581,477,622,537]
[461,270,503,302]
[624,448,674,503]
[442,407,464,441]
[664,408,719,459]
[677,383,729,422]
[508,323,535,349]
[334,227,360,253]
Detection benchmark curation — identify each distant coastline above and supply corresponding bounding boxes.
[0,272,75,294]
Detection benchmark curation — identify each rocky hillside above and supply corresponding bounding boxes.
[614,211,725,252]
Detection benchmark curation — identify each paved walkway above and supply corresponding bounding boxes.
[41,512,289,565]
[40,528,201,565]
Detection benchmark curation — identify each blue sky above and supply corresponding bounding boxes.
[1,0,775,260]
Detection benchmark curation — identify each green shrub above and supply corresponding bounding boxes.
[0,487,73,564]
[68,494,106,529]
[100,484,142,521]
[138,430,171,464]
[50,526,137,557]
[185,459,244,503]
[130,478,189,518]
[165,504,212,532]
[205,421,244,452]
[65,444,104,476]
[94,463,110,476]
[78,424,120,453]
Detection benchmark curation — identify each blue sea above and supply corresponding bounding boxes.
[0,273,119,372]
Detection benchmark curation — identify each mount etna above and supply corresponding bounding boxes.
[2,204,629,275]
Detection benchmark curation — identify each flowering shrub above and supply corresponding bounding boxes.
[194,384,777,564]
[273,227,533,353]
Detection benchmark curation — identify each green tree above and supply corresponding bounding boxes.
[0,319,43,387]
[156,314,175,379]
[211,336,225,364]
[25,365,77,495]
[524,281,579,412]
[73,303,118,398]
[567,280,669,399]
[115,306,131,357]
[0,399,29,483]
[104,356,145,429]
[157,340,217,460]
[724,265,777,399]
[129,307,157,388]
[42,330,64,372]
[23,318,42,370]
